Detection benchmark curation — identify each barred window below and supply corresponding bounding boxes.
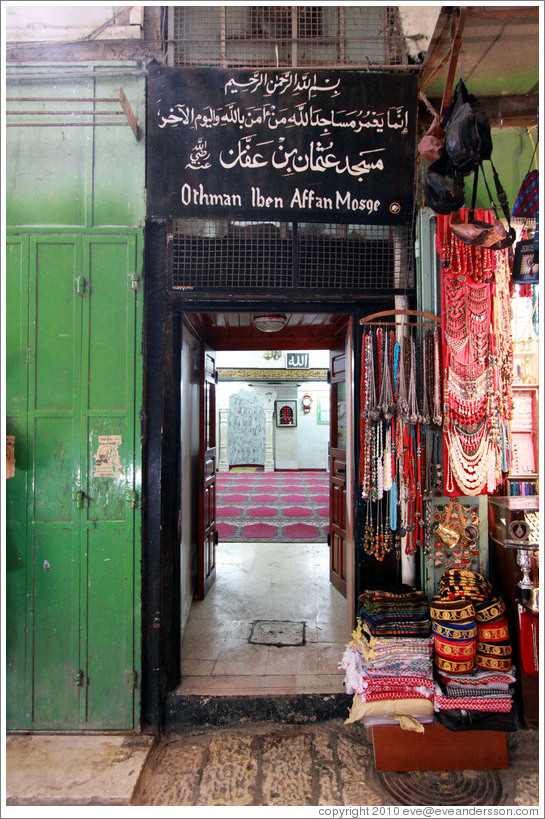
[166,5,408,68]
[169,219,414,293]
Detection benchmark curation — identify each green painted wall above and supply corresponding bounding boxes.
[6,63,145,229]
[468,127,538,212]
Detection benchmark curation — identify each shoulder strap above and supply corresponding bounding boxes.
[468,165,480,221]
[489,160,512,225]
[526,135,538,175]
[479,163,500,220]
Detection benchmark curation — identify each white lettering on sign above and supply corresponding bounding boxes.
[181,183,242,208]
[287,353,309,369]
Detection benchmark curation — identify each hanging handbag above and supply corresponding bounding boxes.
[511,137,539,282]
[450,162,515,250]
[512,137,539,218]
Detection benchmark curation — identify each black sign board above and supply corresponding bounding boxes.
[147,66,417,224]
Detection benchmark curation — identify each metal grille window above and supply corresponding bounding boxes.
[167,6,408,68]
[170,219,414,293]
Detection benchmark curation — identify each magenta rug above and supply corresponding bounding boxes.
[216,470,329,542]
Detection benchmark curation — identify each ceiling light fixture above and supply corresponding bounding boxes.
[253,314,288,333]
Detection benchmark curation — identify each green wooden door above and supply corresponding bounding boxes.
[5,233,142,730]
[5,236,31,725]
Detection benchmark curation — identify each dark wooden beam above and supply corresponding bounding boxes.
[465,6,539,23]
[424,94,539,129]
[418,7,455,91]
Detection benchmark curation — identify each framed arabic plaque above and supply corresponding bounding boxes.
[275,400,297,427]
[147,66,417,224]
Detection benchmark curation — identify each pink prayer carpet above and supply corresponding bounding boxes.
[216,470,330,542]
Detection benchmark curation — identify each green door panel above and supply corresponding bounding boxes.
[85,525,134,727]
[81,236,138,728]
[6,237,30,727]
[6,239,28,414]
[32,528,80,727]
[28,237,82,727]
[33,239,82,412]
[33,417,77,522]
[86,238,135,410]
[6,230,142,731]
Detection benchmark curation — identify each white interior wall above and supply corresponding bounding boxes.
[216,350,330,471]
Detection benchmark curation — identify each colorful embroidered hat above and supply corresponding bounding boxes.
[475,596,506,622]
[477,616,510,643]
[475,653,513,672]
[432,619,478,641]
[430,596,476,623]
[434,654,475,675]
[434,634,477,661]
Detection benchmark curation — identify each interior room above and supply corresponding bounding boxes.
[177,326,352,696]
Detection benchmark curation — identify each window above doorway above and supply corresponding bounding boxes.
[166,5,408,68]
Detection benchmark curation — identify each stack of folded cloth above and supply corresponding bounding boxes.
[357,589,432,638]
[341,616,435,731]
[433,665,516,714]
[430,569,516,719]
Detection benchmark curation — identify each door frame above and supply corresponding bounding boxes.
[141,221,393,728]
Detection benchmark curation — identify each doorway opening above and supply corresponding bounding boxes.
[177,311,354,696]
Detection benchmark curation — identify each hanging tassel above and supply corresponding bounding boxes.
[390,481,397,531]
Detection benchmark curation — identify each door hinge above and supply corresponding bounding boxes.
[129,272,139,290]
[127,489,139,510]
[72,668,85,687]
[127,670,138,691]
[75,276,87,296]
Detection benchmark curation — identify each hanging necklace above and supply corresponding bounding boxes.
[407,334,420,424]
[432,328,443,426]
[379,329,395,420]
[397,334,409,418]
[420,330,431,425]
[367,331,380,422]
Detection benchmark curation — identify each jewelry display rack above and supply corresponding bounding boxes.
[358,309,443,583]
[423,495,489,600]
[359,309,441,328]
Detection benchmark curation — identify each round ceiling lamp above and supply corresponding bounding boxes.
[253,314,288,333]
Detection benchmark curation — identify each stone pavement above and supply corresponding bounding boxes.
[5,733,154,807]
[4,720,540,810]
[131,720,541,808]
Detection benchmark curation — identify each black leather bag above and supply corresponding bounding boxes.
[443,79,493,176]
[424,156,465,215]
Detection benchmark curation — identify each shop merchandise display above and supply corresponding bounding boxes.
[430,497,482,571]
[430,569,517,720]
[359,206,515,567]
[438,209,514,497]
[341,572,518,731]
[357,589,432,637]
[341,599,435,731]
[359,324,443,559]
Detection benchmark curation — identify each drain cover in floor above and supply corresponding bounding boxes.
[376,769,503,806]
[249,620,305,646]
